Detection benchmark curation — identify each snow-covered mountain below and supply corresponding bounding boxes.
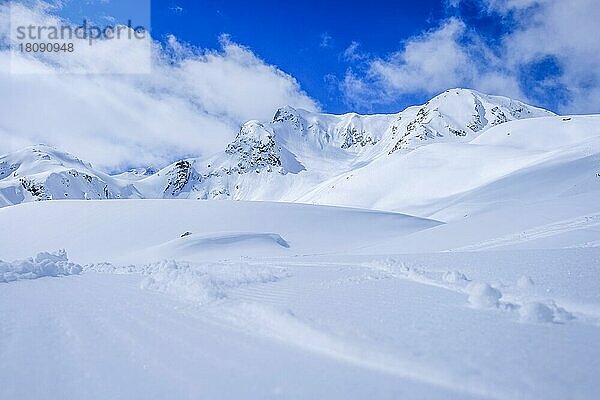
[0,88,566,212]
[0,145,141,207]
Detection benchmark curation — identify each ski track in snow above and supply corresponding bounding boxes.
[390,258,598,325]
[449,213,600,252]
[90,252,600,328]
[275,259,600,326]
[90,261,509,399]
[214,302,504,400]
[82,260,490,398]
[85,255,600,399]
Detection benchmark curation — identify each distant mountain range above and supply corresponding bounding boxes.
[2,88,599,221]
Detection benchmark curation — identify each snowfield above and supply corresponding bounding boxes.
[1,199,599,400]
[0,200,440,263]
[1,89,599,399]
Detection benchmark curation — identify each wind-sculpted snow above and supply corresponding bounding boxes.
[0,200,439,264]
[0,250,82,283]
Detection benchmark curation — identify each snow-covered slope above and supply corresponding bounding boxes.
[0,88,555,211]
[300,115,600,218]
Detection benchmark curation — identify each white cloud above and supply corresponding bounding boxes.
[480,0,541,13]
[343,0,600,113]
[446,0,541,14]
[341,18,524,109]
[369,18,471,93]
[0,3,318,171]
[500,0,600,111]
[342,41,367,62]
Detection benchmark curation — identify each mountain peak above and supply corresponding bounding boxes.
[385,88,554,153]
[235,120,276,144]
[224,120,283,173]
[1,144,92,171]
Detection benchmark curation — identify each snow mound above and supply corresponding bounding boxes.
[140,260,290,304]
[464,279,575,324]
[0,249,82,283]
[467,282,502,309]
[162,232,289,251]
[519,302,575,324]
[149,232,291,262]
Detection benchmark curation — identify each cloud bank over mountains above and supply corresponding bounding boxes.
[341,0,600,114]
[0,2,317,171]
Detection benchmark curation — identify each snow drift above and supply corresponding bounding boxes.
[0,250,81,283]
[147,232,291,262]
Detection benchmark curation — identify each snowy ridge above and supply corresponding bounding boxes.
[385,88,548,153]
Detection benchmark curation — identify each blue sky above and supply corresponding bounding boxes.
[147,0,560,114]
[50,0,599,115]
[150,0,449,113]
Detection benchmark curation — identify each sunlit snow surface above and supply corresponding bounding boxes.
[0,198,599,400]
